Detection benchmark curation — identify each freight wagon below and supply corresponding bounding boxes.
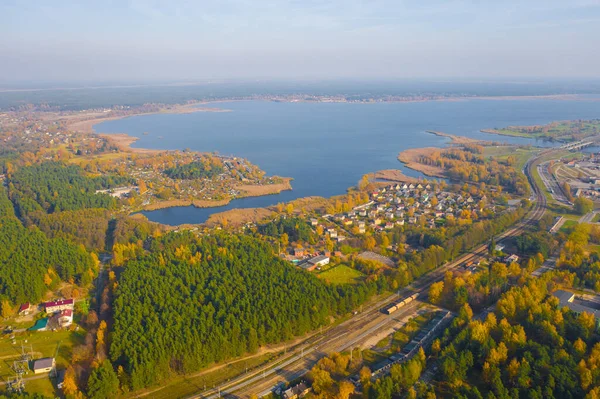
[384,293,419,315]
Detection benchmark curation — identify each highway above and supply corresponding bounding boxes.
[189,150,548,399]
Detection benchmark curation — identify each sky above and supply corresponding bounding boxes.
[1,0,600,83]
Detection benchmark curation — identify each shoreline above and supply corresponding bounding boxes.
[67,93,598,137]
[371,169,420,183]
[67,102,231,135]
[139,178,293,212]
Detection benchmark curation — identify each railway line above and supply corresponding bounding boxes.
[189,150,549,399]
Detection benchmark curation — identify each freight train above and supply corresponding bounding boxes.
[384,293,419,315]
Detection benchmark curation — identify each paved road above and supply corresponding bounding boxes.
[580,211,598,224]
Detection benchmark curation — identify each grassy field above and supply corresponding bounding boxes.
[317,265,364,285]
[560,219,579,233]
[484,146,537,171]
[68,151,129,165]
[0,328,84,396]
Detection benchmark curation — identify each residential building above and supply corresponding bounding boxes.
[58,309,73,328]
[283,382,311,399]
[44,299,74,314]
[18,303,32,316]
[553,290,600,331]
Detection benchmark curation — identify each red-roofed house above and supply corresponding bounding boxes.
[18,303,32,316]
[44,299,74,314]
[58,309,73,327]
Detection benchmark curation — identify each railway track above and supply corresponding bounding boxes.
[190,150,549,399]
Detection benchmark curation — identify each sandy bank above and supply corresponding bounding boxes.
[67,103,230,135]
[398,148,446,178]
[372,169,419,183]
[426,130,488,145]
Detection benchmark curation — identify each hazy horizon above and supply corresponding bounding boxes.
[2,0,600,83]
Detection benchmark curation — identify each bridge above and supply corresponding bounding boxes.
[560,140,595,151]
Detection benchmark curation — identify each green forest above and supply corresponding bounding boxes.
[164,160,224,180]
[8,161,130,216]
[434,278,600,399]
[0,186,97,307]
[110,232,379,389]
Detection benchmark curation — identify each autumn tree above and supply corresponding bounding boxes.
[429,281,444,305]
[574,197,594,215]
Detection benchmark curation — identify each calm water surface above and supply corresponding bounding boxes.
[96,98,600,225]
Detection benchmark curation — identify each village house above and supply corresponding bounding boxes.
[44,299,74,314]
[58,309,73,328]
[18,303,32,316]
[283,382,311,399]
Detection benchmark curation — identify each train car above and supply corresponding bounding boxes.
[384,293,419,315]
[384,304,399,315]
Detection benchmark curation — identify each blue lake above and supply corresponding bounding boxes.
[95,98,600,225]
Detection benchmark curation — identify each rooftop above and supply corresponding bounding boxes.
[32,357,54,370]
